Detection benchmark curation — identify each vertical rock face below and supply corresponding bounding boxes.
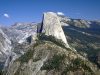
[0,28,12,70]
[38,12,70,48]
[0,28,11,58]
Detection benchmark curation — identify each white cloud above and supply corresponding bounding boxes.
[3,13,10,18]
[57,12,64,15]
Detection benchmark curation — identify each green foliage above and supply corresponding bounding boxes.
[72,58,93,72]
[16,39,45,63]
[62,58,94,75]
[0,70,3,75]
[14,68,20,75]
[17,49,34,63]
[34,39,45,48]
[37,33,70,50]
[33,58,41,62]
[41,54,66,70]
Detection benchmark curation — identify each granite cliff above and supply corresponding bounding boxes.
[37,12,70,48]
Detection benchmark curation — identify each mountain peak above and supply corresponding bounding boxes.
[37,12,70,48]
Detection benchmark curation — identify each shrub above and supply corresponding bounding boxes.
[0,70,3,75]
[17,49,34,63]
[62,58,94,75]
[41,54,66,70]
[37,33,70,50]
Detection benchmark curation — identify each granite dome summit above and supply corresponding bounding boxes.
[38,12,70,48]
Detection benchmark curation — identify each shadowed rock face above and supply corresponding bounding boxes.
[38,12,70,48]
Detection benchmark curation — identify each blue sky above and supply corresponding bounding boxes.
[0,0,100,26]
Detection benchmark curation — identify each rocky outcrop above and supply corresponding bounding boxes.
[4,40,99,75]
[8,22,38,44]
[0,28,12,71]
[0,23,38,71]
[0,28,11,62]
[38,12,70,48]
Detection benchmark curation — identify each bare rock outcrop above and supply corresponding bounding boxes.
[38,12,70,48]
